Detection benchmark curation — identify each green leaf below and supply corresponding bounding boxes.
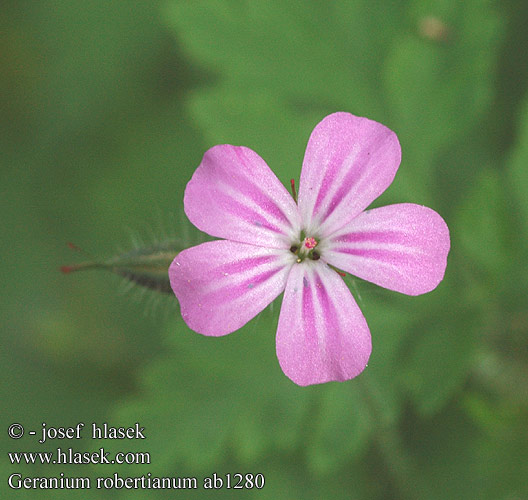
[163,0,409,199]
[455,168,515,284]
[402,306,478,415]
[406,396,528,500]
[187,88,318,181]
[508,94,528,238]
[109,313,314,471]
[306,384,372,476]
[384,0,503,203]
[354,291,417,423]
[164,0,404,116]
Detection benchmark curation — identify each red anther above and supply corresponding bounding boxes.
[60,265,74,274]
[337,271,346,277]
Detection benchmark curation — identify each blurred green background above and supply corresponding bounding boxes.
[2,0,528,498]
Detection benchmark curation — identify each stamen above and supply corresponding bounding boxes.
[328,264,346,277]
[290,178,297,203]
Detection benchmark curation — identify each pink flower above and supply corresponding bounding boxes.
[169,112,450,386]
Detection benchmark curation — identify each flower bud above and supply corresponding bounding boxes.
[61,240,183,294]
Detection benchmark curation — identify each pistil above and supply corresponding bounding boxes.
[290,235,320,262]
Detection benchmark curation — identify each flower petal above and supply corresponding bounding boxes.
[184,145,301,248]
[324,203,450,295]
[170,240,294,336]
[298,112,401,237]
[276,262,371,386]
